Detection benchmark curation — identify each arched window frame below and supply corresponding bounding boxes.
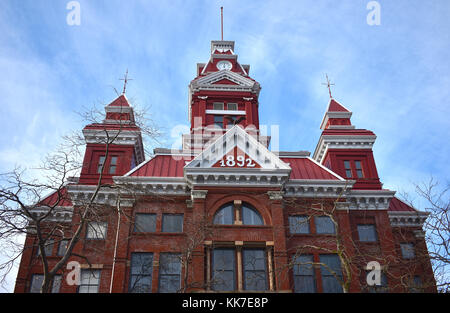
[213,201,264,226]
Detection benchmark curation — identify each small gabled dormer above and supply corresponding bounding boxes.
[78,94,144,185]
[314,98,382,190]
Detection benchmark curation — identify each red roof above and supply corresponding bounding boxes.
[129,155,193,177]
[281,157,341,180]
[328,99,349,112]
[108,95,130,107]
[388,197,416,212]
[38,187,72,207]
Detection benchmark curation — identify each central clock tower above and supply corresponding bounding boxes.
[183,41,268,152]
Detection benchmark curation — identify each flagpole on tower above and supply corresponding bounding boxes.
[221,7,224,40]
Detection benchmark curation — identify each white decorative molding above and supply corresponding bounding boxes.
[284,180,355,198]
[345,189,396,210]
[267,191,284,200]
[29,206,74,222]
[113,177,190,196]
[190,70,261,96]
[191,190,208,200]
[388,211,429,227]
[205,109,246,116]
[67,185,136,207]
[313,134,377,164]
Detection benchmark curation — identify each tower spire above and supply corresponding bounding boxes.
[322,74,335,99]
[221,7,224,40]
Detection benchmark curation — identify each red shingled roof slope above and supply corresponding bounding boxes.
[388,197,416,212]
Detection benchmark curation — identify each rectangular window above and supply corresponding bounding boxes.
[57,239,69,256]
[292,255,316,293]
[86,221,108,240]
[344,161,352,178]
[289,216,310,234]
[354,161,364,178]
[212,249,236,291]
[409,276,423,293]
[30,274,44,293]
[213,102,224,110]
[109,156,118,174]
[315,216,336,234]
[319,255,343,293]
[400,243,415,259]
[134,213,157,233]
[129,252,153,293]
[78,269,101,293]
[357,224,378,242]
[52,275,62,293]
[214,115,223,128]
[243,249,267,291]
[29,274,61,293]
[162,214,183,233]
[37,239,54,257]
[158,253,181,293]
[97,156,106,174]
[227,103,238,110]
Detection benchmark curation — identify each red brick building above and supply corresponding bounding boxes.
[14,40,436,293]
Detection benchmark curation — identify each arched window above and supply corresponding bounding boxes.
[241,203,263,225]
[213,202,264,225]
[213,203,234,225]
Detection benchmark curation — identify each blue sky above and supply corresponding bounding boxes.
[0,0,449,291]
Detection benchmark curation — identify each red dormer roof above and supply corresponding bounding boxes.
[388,197,416,212]
[128,154,194,177]
[281,157,343,180]
[108,94,130,107]
[38,187,72,207]
[328,98,350,112]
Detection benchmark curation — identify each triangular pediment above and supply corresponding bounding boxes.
[194,70,256,87]
[212,78,240,85]
[184,126,291,187]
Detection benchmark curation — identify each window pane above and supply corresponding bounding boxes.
[292,255,315,293]
[162,214,183,233]
[214,116,223,128]
[319,255,342,293]
[134,213,157,232]
[242,204,263,225]
[227,103,237,110]
[213,204,234,225]
[213,102,224,110]
[129,253,153,293]
[30,274,44,293]
[37,239,54,256]
[212,249,235,291]
[86,222,107,239]
[243,249,267,291]
[289,216,310,234]
[315,216,335,234]
[159,253,181,293]
[401,243,415,259]
[52,275,62,293]
[57,239,69,256]
[79,270,101,293]
[357,225,377,242]
[344,161,352,178]
[97,156,106,173]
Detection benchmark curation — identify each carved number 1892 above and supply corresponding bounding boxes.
[220,155,256,167]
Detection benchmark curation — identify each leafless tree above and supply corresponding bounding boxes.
[400,178,449,292]
[0,95,160,293]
